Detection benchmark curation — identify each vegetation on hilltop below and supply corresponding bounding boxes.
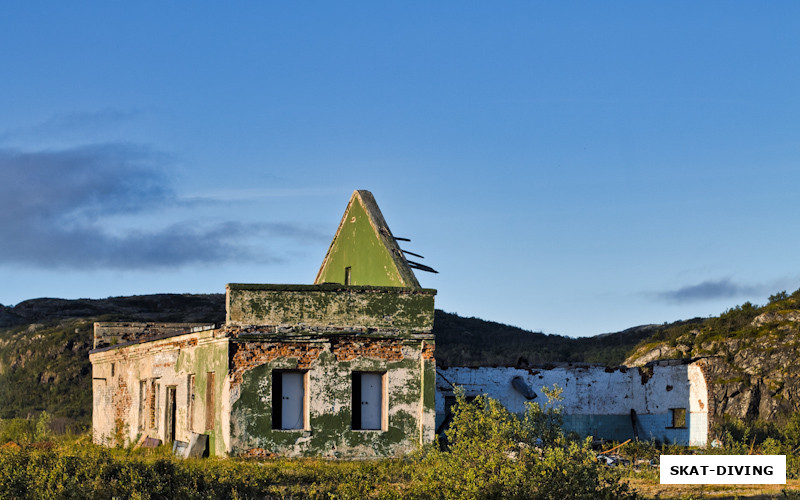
[628,289,800,360]
[433,310,696,367]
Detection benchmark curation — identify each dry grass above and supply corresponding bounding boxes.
[626,477,800,499]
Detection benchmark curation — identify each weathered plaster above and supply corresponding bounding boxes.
[89,327,229,455]
[228,335,435,458]
[436,360,709,446]
[226,284,435,332]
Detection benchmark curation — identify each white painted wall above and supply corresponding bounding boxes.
[436,360,709,446]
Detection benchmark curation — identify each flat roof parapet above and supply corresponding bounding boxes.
[226,283,436,334]
[226,283,437,294]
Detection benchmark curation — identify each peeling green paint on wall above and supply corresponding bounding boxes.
[315,190,421,288]
[317,195,403,286]
[227,285,436,333]
[229,339,432,458]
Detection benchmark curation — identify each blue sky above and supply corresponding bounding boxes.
[1,2,799,337]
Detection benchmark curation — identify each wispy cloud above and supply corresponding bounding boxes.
[655,278,761,304]
[0,109,142,143]
[0,144,326,270]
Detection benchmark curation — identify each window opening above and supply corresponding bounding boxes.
[165,386,177,442]
[152,381,160,431]
[352,372,384,430]
[437,394,477,435]
[344,266,352,285]
[138,380,147,431]
[187,374,195,432]
[205,372,215,431]
[670,408,687,429]
[272,371,306,430]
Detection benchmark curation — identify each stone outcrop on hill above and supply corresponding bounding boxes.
[625,310,800,422]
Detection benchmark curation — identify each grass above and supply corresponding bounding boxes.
[626,477,800,499]
[1,438,798,499]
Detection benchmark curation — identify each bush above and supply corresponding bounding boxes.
[709,413,800,479]
[408,390,637,499]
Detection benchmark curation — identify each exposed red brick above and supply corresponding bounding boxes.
[230,342,322,386]
[112,377,132,442]
[421,341,435,361]
[331,337,404,362]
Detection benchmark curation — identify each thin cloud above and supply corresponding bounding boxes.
[0,109,141,142]
[656,278,760,304]
[0,144,325,270]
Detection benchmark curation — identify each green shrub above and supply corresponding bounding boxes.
[407,390,637,500]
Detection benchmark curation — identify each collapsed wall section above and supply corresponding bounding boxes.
[93,322,215,350]
[436,359,709,446]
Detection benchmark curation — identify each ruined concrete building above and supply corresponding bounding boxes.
[90,190,709,457]
[437,361,710,447]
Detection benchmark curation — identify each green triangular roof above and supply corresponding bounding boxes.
[314,190,421,288]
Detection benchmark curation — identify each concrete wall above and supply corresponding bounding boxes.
[226,284,436,332]
[89,327,229,456]
[436,360,709,446]
[228,334,436,458]
[225,284,437,458]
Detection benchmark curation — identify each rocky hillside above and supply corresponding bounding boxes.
[625,290,800,422]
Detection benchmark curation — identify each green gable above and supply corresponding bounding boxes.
[315,190,421,288]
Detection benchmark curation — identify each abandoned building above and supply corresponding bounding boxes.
[437,360,710,447]
[90,190,710,457]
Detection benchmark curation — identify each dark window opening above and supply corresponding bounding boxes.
[205,372,215,431]
[138,380,147,431]
[152,381,160,431]
[352,372,384,430]
[165,386,177,443]
[669,408,687,429]
[187,374,195,432]
[272,371,306,430]
[344,266,352,285]
[437,394,477,435]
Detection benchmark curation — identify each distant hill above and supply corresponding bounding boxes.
[432,310,693,367]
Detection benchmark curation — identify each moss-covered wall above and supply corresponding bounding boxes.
[226,284,436,333]
[228,335,435,458]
